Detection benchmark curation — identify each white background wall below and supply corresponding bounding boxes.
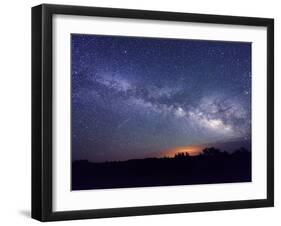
[0,0,279,225]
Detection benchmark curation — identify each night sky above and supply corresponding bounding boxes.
[71,34,251,162]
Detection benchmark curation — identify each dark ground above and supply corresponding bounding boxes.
[72,148,251,190]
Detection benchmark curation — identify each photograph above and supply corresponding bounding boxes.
[71,34,252,190]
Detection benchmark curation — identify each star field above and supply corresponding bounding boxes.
[71,34,251,162]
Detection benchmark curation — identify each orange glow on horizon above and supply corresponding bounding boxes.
[164,145,204,157]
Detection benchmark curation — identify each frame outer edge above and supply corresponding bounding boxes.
[31,5,44,221]
[42,4,54,221]
[266,19,274,206]
[32,4,54,221]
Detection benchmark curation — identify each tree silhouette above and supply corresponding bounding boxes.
[201,147,222,156]
[174,152,190,159]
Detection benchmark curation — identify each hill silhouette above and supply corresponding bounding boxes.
[72,147,251,190]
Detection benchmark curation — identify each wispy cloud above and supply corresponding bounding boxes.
[95,74,133,92]
[89,73,249,140]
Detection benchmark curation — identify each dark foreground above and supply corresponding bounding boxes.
[72,148,251,190]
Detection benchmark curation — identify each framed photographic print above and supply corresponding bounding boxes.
[32,4,274,221]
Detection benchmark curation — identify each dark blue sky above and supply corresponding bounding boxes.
[71,34,251,162]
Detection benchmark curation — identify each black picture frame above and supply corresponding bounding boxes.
[32,3,274,222]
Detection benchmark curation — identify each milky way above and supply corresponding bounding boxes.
[71,34,251,162]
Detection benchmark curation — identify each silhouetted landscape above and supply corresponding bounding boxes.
[72,147,251,190]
